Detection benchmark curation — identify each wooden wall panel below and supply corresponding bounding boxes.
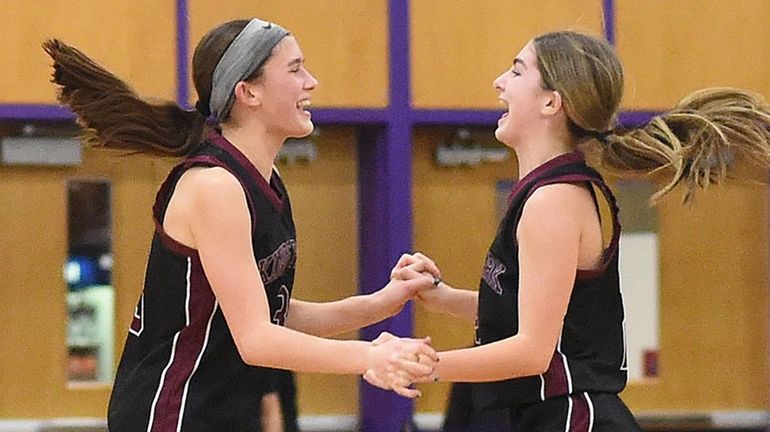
[617,0,770,109]
[276,127,360,415]
[411,0,604,109]
[188,0,389,108]
[0,166,69,416]
[0,149,176,416]
[621,161,769,410]
[0,0,177,104]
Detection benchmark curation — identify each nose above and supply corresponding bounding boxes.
[305,70,318,90]
[493,73,505,93]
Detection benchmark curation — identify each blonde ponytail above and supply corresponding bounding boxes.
[594,88,770,202]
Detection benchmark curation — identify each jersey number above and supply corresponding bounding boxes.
[129,295,144,336]
[272,285,290,325]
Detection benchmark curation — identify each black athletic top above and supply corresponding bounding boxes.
[472,151,628,410]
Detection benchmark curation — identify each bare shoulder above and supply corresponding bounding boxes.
[164,166,248,246]
[523,183,595,219]
[176,166,245,207]
[180,166,240,193]
[517,183,598,245]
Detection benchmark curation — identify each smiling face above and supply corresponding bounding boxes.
[247,36,318,139]
[492,41,555,146]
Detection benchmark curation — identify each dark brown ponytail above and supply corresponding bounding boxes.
[43,19,253,156]
[43,39,208,156]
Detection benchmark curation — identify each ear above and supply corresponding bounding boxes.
[233,81,263,108]
[541,90,563,116]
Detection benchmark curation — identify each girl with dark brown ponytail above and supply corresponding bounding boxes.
[376,31,770,431]
[45,18,440,432]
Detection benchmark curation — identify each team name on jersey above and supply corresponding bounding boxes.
[482,251,506,295]
[258,239,297,285]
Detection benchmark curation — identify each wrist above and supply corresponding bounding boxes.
[421,281,451,314]
[370,286,401,318]
[362,339,384,375]
[358,340,376,374]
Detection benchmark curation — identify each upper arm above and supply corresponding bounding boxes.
[182,168,272,354]
[515,184,589,361]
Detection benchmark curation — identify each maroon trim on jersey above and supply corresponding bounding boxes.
[208,130,285,212]
[153,220,198,257]
[151,151,266,255]
[507,151,585,205]
[524,173,621,281]
[152,164,198,257]
[149,256,216,432]
[542,351,570,399]
[568,393,593,432]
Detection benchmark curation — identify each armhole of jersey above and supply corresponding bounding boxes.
[152,162,198,256]
[151,156,259,256]
[517,175,621,277]
[580,179,621,278]
[587,181,619,252]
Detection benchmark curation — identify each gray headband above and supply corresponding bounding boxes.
[209,18,289,122]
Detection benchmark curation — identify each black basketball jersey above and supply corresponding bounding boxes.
[472,151,628,410]
[108,131,297,432]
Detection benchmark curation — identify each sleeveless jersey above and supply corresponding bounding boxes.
[108,131,297,432]
[472,151,628,410]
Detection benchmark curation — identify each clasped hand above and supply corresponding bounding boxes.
[362,253,444,398]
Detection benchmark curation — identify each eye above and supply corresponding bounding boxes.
[511,69,521,77]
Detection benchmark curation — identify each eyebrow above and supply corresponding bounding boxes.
[513,58,527,69]
[287,57,304,67]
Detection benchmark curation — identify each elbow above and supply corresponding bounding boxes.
[515,353,551,377]
[499,352,550,380]
[529,356,551,376]
[236,340,262,367]
[239,346,262,367]
[516,338,554,376]
[233,324,273,367]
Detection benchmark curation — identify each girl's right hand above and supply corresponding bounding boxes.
[363,332,438,398]
[390,253,451,314]
[390,252,441,280]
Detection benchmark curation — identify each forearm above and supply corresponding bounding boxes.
[428,282,478,322]
[285,292,396,337]
[239,321,370,374]
[434,334,550,382]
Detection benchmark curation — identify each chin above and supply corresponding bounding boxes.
[302,122,315,137]
[494,128,515,148]
[494,127,507,143]
[289,121,314,139]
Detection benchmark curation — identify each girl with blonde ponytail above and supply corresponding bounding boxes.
[375,31,770,431]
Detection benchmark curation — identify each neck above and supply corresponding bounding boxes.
[510,127,575,180]
[220,121,283,182]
